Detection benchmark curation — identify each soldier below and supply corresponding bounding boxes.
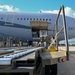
[46,35,51,48]
[40,36,44,46]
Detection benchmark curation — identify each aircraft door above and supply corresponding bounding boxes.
[5,13,14,25]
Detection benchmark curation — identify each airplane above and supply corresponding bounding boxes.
[0,12,75,42]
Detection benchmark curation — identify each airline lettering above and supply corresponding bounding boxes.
[68,27,75,30]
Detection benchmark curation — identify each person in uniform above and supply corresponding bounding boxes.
[40,36,44,46]
[46,35,51,48]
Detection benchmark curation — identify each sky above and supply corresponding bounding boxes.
[0,0,75,18]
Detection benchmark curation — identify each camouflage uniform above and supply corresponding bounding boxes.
[46,35,51,48]
[40,36,44,46]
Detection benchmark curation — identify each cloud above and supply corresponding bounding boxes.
[65,7,74,18]
[0,5,75,18]
[41,7,75,18]
[0,5,20,12]
[40,9,59,14]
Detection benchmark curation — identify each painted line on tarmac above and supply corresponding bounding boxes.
[70,54,75,58]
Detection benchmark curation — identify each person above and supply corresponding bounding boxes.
[46,35,51,48]
[40,36,44,46]
[4,42,6,46]
[29,40,32,46]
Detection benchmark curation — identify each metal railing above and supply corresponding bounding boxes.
[48,5,69,61]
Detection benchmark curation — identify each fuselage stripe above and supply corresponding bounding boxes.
[0,21,31,29]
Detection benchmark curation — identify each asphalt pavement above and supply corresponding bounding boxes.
[58,46,75,75]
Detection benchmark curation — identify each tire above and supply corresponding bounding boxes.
[45,65,50,75]
[50,64,57,75]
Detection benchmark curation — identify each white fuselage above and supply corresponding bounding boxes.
[0,12,75,41]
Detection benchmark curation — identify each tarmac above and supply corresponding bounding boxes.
[0,46,75,75]
[58,46,75,75]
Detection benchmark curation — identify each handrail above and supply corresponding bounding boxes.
[48,5,69,61]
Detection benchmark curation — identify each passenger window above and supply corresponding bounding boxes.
[27,18,29,20]
[40,19,41,20]
[46,19,48,21]
[1,17,3,20]
[43,19,45,20]
[49,19,51,21]
[24,18,25,20]
[37,18,38,20]
[33,18,35,20]
[21,18,22,20]
[17,18,19,20]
